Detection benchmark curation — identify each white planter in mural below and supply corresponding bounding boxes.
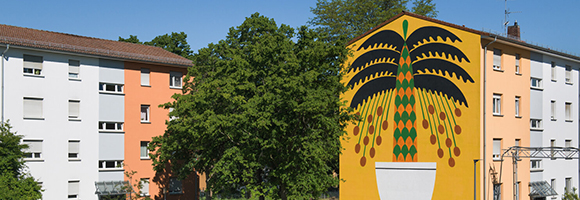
[375,162,437,200]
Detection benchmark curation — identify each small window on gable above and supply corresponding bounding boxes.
[566,65,572,84]
[493,49,502,70]
[170,71,182,88]
[141,68,150,86]
[69,60,80,79]
[515,54,521,74]
[551,62,557,81]
[23,54,43,76]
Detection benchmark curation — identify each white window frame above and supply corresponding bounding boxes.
[68,180,80,199]
[493,94,502,115]
[515,96,520,117]
[141,105,150,122]
[23,54,43,76]
[551,61,557,81]
[551,178,556,191]
[551,100,556,120]
[23,97,43,119]
[140,141,150,159]
[566,65,573,84]
[515,53,521,74]
[493,49,502,70]
[531,78,542,89]
[493,139,501,161]
[170,71,183,88]
[23,139,43,160]
[141,68,150,86]
[530,119,542,129]
[99,83,124,94]
[68,140,80,159]
[68,59,80,79]
[566,102,572,121]
[99,122,124,132]
[530,160,542,170]
[169,177,183,194]
[98,160,124,170]
[566,178,572,192]
[69,100,80,120]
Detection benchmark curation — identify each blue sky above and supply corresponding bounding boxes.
[2,0,579,56]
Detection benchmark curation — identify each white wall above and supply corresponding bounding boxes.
[3,47,100,200]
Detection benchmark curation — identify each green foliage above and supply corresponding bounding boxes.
[119,32,193,59]
[564,187,580,200]
[150,13,355,200]
[0,121,42,200]
[308,0,438,42]
[119,35,143,44]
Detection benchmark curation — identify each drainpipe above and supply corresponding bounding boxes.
[483,36,496,200]
[1,44,9,123]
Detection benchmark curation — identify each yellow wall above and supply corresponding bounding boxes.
[340,15,481,199]
[481,41,531,200]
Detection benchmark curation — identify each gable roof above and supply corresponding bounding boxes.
[0,24,192,67]
[349,11,580,61]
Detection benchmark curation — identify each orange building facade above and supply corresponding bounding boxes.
[124,61,199,200]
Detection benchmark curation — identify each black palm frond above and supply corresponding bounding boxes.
[406,26,462,49]
[348,49,400,73]
[414,74,468,107]
[410,43,470,63]
[350,77,396,109]
[413,59,474,83]
[347,62,398,88]
[357,30,404,52]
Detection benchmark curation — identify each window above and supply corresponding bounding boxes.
[141,105,150,122]
[530,119,542,129]
[493,139,501,160]
[69,60,80,79]
[23,98,43,119]
[566,102,572,121]
[551,140,556,159]
[515,139,521,147]
[169,178,183,194]
[515,54,521,74]
[515,181,520,200]
[551,62,557,81]
[566,65,572,83]
[69,100,80,119]
[566,178,572,192]
[493,94,502,115]
[169,107,177,121]
[531,160,542,169]
[551,178,556,191]
[551,100,556,120]
[99,122,123,131]
[98,160,123,169]
[68,180,79,199]
[99,83,124,93]
[566,140,572,148]
[515,96,520,117]
[170,71,182,88]
[141,178,150,196]
[23,140,42,159]
[68,140,80,159]
[493,49,502,70]
[140,141,149,159]
[23,54,43,75]
[531,78,542,89]
[141,68,150,86]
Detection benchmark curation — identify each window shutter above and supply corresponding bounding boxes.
[140,141,148,158]
[141,68,150,85]
[24,140,42,152]
[493,140,501,155]
[69,60,80,73]
[68,181,79,195]
[69,101,80,118]
[24,55,43,69]
[142,179,149,195]
[493,49,501,67]
[69,141,79,154]
[23,98,42,118]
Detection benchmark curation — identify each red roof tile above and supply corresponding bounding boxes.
[0,24,192,67]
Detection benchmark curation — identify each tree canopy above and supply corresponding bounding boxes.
[119,32,193,60]
[149,13,355,200]
[308,0,438,42]
[0,122,42,200]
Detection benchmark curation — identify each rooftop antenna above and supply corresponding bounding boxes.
[504,0,521,34]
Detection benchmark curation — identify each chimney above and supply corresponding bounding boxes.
[507,21,520,40]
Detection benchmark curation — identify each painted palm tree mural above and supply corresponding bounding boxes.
[348,19,473,168]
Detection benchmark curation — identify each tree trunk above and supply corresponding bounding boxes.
[279,183,288,200]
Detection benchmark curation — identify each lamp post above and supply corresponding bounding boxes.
[474,159,481,200]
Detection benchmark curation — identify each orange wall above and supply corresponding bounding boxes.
[124,61,198,200]
[481,41,531,200]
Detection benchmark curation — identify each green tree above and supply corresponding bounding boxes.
[150,13,355,200]
[119,35,143,44]
[564,187,580,200]
[308,0,438,42]
[144,32,193,60]
[0,122,42,200]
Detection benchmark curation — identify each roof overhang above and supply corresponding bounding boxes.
[95,180,132,196]
[529,181,558,197]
